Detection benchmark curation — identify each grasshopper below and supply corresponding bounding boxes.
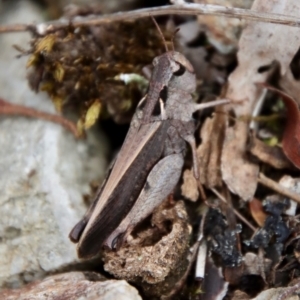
[69,18,229,258]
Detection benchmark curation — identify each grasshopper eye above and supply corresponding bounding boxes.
[173,63,186,76]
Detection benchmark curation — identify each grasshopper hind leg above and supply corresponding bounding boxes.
[69,179,106,243]
[105,152,184,249]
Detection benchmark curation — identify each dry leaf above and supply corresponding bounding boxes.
[197,112,226,188]
[280,59,300,107]
[248,134,293,169]
[195,0,252,54]
[222,123,259,201]
[262,86,300,169]
[221,0,300,201]
[181,169,199,201]
[249,198,267,227]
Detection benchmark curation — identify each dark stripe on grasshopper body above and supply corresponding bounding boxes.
[72,120,170,258]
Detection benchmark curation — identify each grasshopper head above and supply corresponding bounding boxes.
[151,51,196,93]
[167,51,196,93]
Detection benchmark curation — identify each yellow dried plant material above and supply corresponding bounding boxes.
[35,34,56,53]
[118,99,132,112]
[76,119,84,137]
[53,63,65,82]
[84,100,101,129]
[26,19,171,124]
[40,82,54,93]
[74,81,81,90]
[52,96,64,113]
[26,54,39,68]
[265,136,278,147]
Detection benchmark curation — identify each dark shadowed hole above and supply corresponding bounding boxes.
[131,216,173,247]
[257,60,280,79]
[238,275,265,297]
[257,64,273,73]
[100,119,129,159]
[228,109,236,127]
[290,46,300,80]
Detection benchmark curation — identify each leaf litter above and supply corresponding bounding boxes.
[179,0,300,298]
[3,0,300,299]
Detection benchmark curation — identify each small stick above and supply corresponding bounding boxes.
[195,240,207,280]
[211,188,257,232]
[258,172,300,204]
[197,180,207,201]
[0,98,80,138]
[193,98,231,112]
[2,4,300,34]
[195,209,208,279]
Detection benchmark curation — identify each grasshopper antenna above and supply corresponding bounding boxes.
[150,16,169,53]
[171,28,180,52]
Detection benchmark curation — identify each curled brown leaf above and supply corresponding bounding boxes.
[260,84,300,169]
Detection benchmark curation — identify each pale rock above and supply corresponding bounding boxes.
[1,272,142,300]
[0,1,108,288]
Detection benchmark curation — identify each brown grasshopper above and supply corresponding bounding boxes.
[69,19,229,258]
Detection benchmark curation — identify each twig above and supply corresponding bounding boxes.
[197,180,207,201]
[258,172,300,204]
[2,3,300,34]
[195,209,208,279]
[0,98,80,138]
[195,240,207,280]
[211,188,257,232]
